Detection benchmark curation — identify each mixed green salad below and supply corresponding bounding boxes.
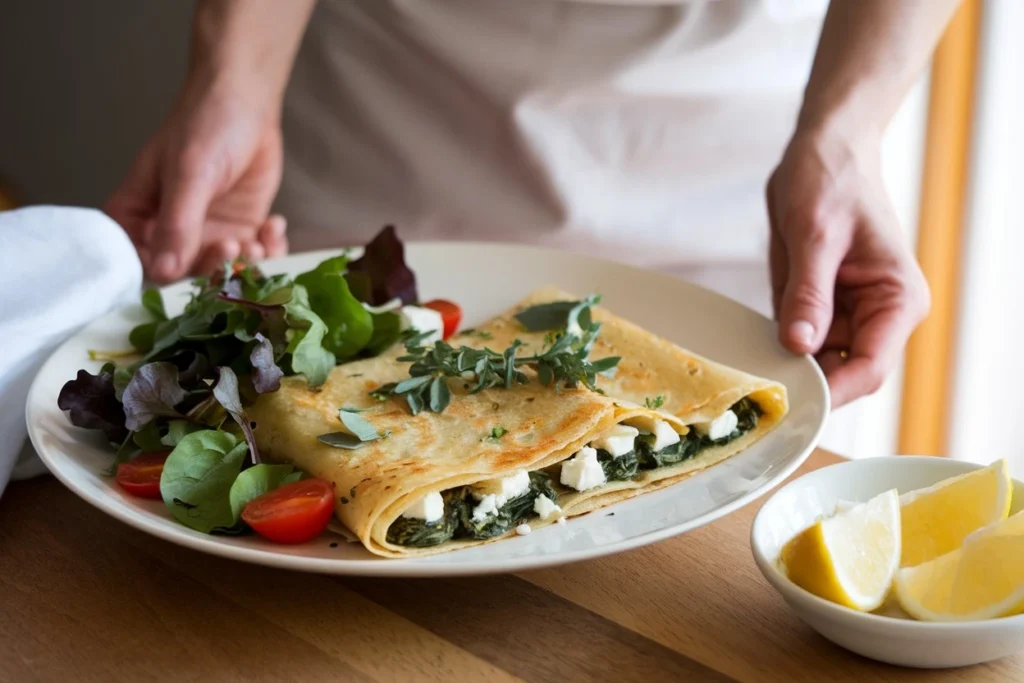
[58,226,443,543]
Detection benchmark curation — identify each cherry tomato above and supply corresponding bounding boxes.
[241,479,335,544]
[115,451,170,499]
[423,299,462,340]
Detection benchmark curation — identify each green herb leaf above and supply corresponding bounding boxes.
[483,426,507,442]
[141,288,168,321]
[644,395,665,410]
[159,430,249,534]
[428,377,451,413]
[338,408,380,441]
[228,463,296,521]
[513,294,600,332]
[317,432,366,449]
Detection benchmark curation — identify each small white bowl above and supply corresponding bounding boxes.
[751,456,1024,669]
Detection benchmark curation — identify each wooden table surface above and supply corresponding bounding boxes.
[2,449,1020,682]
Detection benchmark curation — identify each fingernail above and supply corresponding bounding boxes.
[790,320,815,347]
[154,253,178,279]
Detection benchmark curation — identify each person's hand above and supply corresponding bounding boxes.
[105,79,288,283]
[767,129,930,408]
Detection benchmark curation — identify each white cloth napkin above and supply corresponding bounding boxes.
[0,206,142,495]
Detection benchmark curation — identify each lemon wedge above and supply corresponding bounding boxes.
[899,459,1012,567]
[781,489,901,611]
[895,512,1024,621]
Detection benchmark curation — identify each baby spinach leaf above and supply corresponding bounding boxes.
[249,333,283,393]
[295,255,374,360]
[161,419,201,448]
[363,311,402,356]
[284,285,336,387]
[338,408,380,441]
[129,321,158,352]
[57,368,128,443]
[141,288,167,321]
[121,362,187,431]
[346,225,418,306]
[212,366,259,464]
[228,463,296,521]
[160,430,248,533]
[132,421,165,453]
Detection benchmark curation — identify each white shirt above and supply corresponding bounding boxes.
[276,0,827,311]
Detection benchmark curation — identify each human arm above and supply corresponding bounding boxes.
[768,0,962,406]
[105,0,317,282]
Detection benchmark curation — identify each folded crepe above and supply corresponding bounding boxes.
[248,286,788,557]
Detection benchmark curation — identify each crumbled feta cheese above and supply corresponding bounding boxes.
[560,446,607,491]
[401,492,444,522]
[557,516,567,525]
[515,523,532,536]
[399,305,444,343]
[650,420,681,451]
[591,424,639,457]
[471,470,530,507]
[471,494,500,522]
[694,410,739,441]
[533,493,563,521]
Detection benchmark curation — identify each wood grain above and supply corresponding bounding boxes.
[1,449,1020,682]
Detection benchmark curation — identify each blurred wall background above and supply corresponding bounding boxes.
[0,1,194,206]
[0,1,949,462]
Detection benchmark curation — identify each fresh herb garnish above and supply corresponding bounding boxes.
[371,295,619,415]
[484,427,508,442]
[318,407,387,449]
[645,395,665,410]
[514,295,600,334]
[338,408,381,441]
[460,328,493,340]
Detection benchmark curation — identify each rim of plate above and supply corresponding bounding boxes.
[26,241,829,577]
[751,456,1024,633]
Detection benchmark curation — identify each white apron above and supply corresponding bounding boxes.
[276,0,827,314]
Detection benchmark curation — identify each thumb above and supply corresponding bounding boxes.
[149,153,219,282]
[778,231,844,354]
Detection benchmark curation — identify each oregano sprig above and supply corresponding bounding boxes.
[370,296,619,415]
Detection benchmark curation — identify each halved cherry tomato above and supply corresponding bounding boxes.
[422,299,462,340]
[115,451,170,499]
[241,479,335,544]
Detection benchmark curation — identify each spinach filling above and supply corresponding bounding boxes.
[385,490,462,548]
[636,433,699,469]
[387,472,558,546]
[597,448,639,482]
[386,398,764,546]
[458,471,557,540]
[637,397,764,469]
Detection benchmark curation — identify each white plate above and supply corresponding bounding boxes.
[752,457,1024,668]
[26,243,828,576]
